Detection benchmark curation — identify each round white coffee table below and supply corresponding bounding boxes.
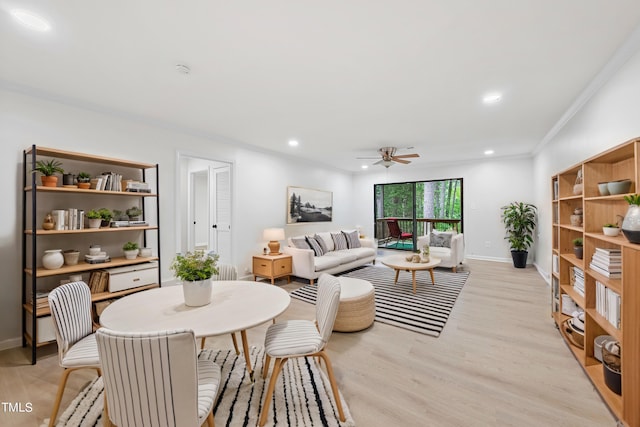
[380,256,441,294]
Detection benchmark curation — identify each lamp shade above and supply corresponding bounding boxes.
[263,228,285,241]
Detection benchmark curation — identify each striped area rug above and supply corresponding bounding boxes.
[290,265,469,337]
[42,347,354,427]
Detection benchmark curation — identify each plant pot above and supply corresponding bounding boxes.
[63,250,80,266]
[62,173,75,186]
[40,176,58,187]
[602,227,620,237]
[87,218,101,229]
[574,246,583,259]
[510,250,528,268]
[182,279,212,307]
[78,182,91,189]
[570,214,583,227]
[123,249,139,260]
[42,249,64,269]
[622,204,640,243]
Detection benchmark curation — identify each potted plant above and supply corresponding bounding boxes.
[573,238,584,259]
[170,250,219,307]
[122,241,139,259]
[603,223,621,237]
[126,206,143,220]
[622,194,640,243]
[501,202,537,268]
[32,159,64,187]
[98,208,113,227]
[77,172,91,189]
[85,209,102,228]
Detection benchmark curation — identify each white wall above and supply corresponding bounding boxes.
[352,156,535,262]
[0,88,355,348]
[533,46,640,282]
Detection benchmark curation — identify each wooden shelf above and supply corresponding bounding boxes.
[25,225,158,235]
[25,146,156,169]
[560,284,585,309]
[24,185,157,197]
[25,256,158,277]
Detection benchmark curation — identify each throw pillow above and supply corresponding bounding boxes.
[314,234,329,253]
[331,232,348,250]
[430,232,452,248]
[306,236,325,257]
[291,237,310,250]
[342,230,361,248]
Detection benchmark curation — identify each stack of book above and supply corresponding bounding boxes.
[596,280,621,329]
[33,291,50,310]
[589,248,622,278]
[572,266,585,297]
[88,270,109,293]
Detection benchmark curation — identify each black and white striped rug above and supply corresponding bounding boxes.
[291,265,469,337]
[43,347,354,427]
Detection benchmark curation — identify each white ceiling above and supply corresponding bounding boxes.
[2,1,640,172]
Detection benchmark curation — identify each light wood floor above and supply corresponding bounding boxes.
[0,259,616,426]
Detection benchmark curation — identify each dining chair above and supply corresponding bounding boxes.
[387,218,413,248]
[96,328,221,427]
[47,281,101,427]
[258,273,345,426]
[201,264,241,354]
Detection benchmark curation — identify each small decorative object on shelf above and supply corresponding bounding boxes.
[122,241,140,259]
[572,238,583,259]
[570,207,583,227]
[126,206,143,221]
[76,172,91,189]
[42,249,64,270]
[602,223,621,237]
[42,212,55,230]
[421,244,430,262]
[573,170,583,195]
[170,250,219,307]
[62,249,80,266]
[32,158,64,187]
[86,209,102,228]
[622,194,640,243]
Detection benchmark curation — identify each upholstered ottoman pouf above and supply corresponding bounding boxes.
[334,277,375,332]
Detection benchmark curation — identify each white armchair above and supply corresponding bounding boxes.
[417,231,464,272]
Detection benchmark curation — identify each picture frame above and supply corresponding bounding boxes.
[287,186,333,224]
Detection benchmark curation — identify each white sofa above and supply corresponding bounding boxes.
[282,231,376,285]
[417,231,464,272]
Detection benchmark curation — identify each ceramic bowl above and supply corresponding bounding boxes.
[603,226,621,237]
[598,182,610,196]
[607,179,632,195]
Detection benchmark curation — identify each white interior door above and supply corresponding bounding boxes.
[212,165,231,264]
[190,170,210,251]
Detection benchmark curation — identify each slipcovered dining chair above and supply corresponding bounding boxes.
[47,281,101,427]
[201,264,240,354]
[258,273,345,426]
[96,328,221,427]
[387,218,413,248]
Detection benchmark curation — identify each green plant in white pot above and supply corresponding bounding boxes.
[501,201,537,268]
[603,223,621,237]
[170,250,219,307]
[122,241,139,259]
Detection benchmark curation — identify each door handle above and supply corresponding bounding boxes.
[212,224,218,229]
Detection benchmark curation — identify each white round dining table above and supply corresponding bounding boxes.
[100,281,291,379]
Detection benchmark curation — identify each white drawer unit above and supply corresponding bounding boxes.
[107,262,159,292]
[26,315,56,344]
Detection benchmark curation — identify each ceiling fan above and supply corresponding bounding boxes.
[358,147,420,168]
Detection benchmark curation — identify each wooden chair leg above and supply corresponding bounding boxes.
[230,333,240,355]
[201,336,207,349]
[48,368,74,427]
[258,358,287,427]
[317,351,345,422]
[205,410,215,427]
[263,354,271,379]
[102,393,112,427]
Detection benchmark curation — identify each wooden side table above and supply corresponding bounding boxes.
[252,254,292,285]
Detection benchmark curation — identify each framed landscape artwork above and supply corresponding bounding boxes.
[287,186,333,224]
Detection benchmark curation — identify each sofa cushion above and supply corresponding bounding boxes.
[342,230,361,248]
[306,236,325,257]
[313,234,329,253]
[429,246,453,262]
[313,255,342,271]
[346,247,376,260]
[291,237,310,250]
[331,232,348,250]
[316,232,334,252]
[430,232,453,248]
[325,250,358,264]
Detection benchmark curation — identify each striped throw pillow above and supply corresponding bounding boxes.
[342,230,361,248]
[331,232,348,250]
[306,236,325,256]
[314,234,329,253]
[291,237,310,250]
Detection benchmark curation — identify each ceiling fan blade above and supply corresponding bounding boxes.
[392,158,411,164]
[372,159,384,165]
[393,153,420,159]
[356,156,383,159]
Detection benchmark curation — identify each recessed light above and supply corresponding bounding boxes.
[10,9,51,32]
[484,149,494,155]
[288,140,299,147]
[482,93,502,104]
[361,165,369,169]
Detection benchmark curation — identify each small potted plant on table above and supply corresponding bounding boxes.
[170,250,219,307]
[32,159,64,187]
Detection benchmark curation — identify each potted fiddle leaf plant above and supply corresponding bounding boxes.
[170,250,219,307]
[32,159,64,187]
[501,201,537,268]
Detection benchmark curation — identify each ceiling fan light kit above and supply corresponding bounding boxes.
[359,146,420,168]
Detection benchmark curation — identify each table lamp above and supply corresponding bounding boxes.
[263,228,285,255]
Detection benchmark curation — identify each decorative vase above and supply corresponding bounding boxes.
[123,249,139,260]
[574,246,583,260]
[63,250,80,266]
[87,218,101,228]
[182,279,212,307]
[621,204,640,243]
[42,249,64,270]
[42,213,55,230]
[603,227,621,237]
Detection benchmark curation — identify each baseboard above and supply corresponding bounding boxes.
[464,255,512,263]
[0,337,23,351]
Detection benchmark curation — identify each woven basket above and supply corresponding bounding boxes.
[561,319,584,349]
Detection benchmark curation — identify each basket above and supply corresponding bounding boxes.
[561,319,584,349]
